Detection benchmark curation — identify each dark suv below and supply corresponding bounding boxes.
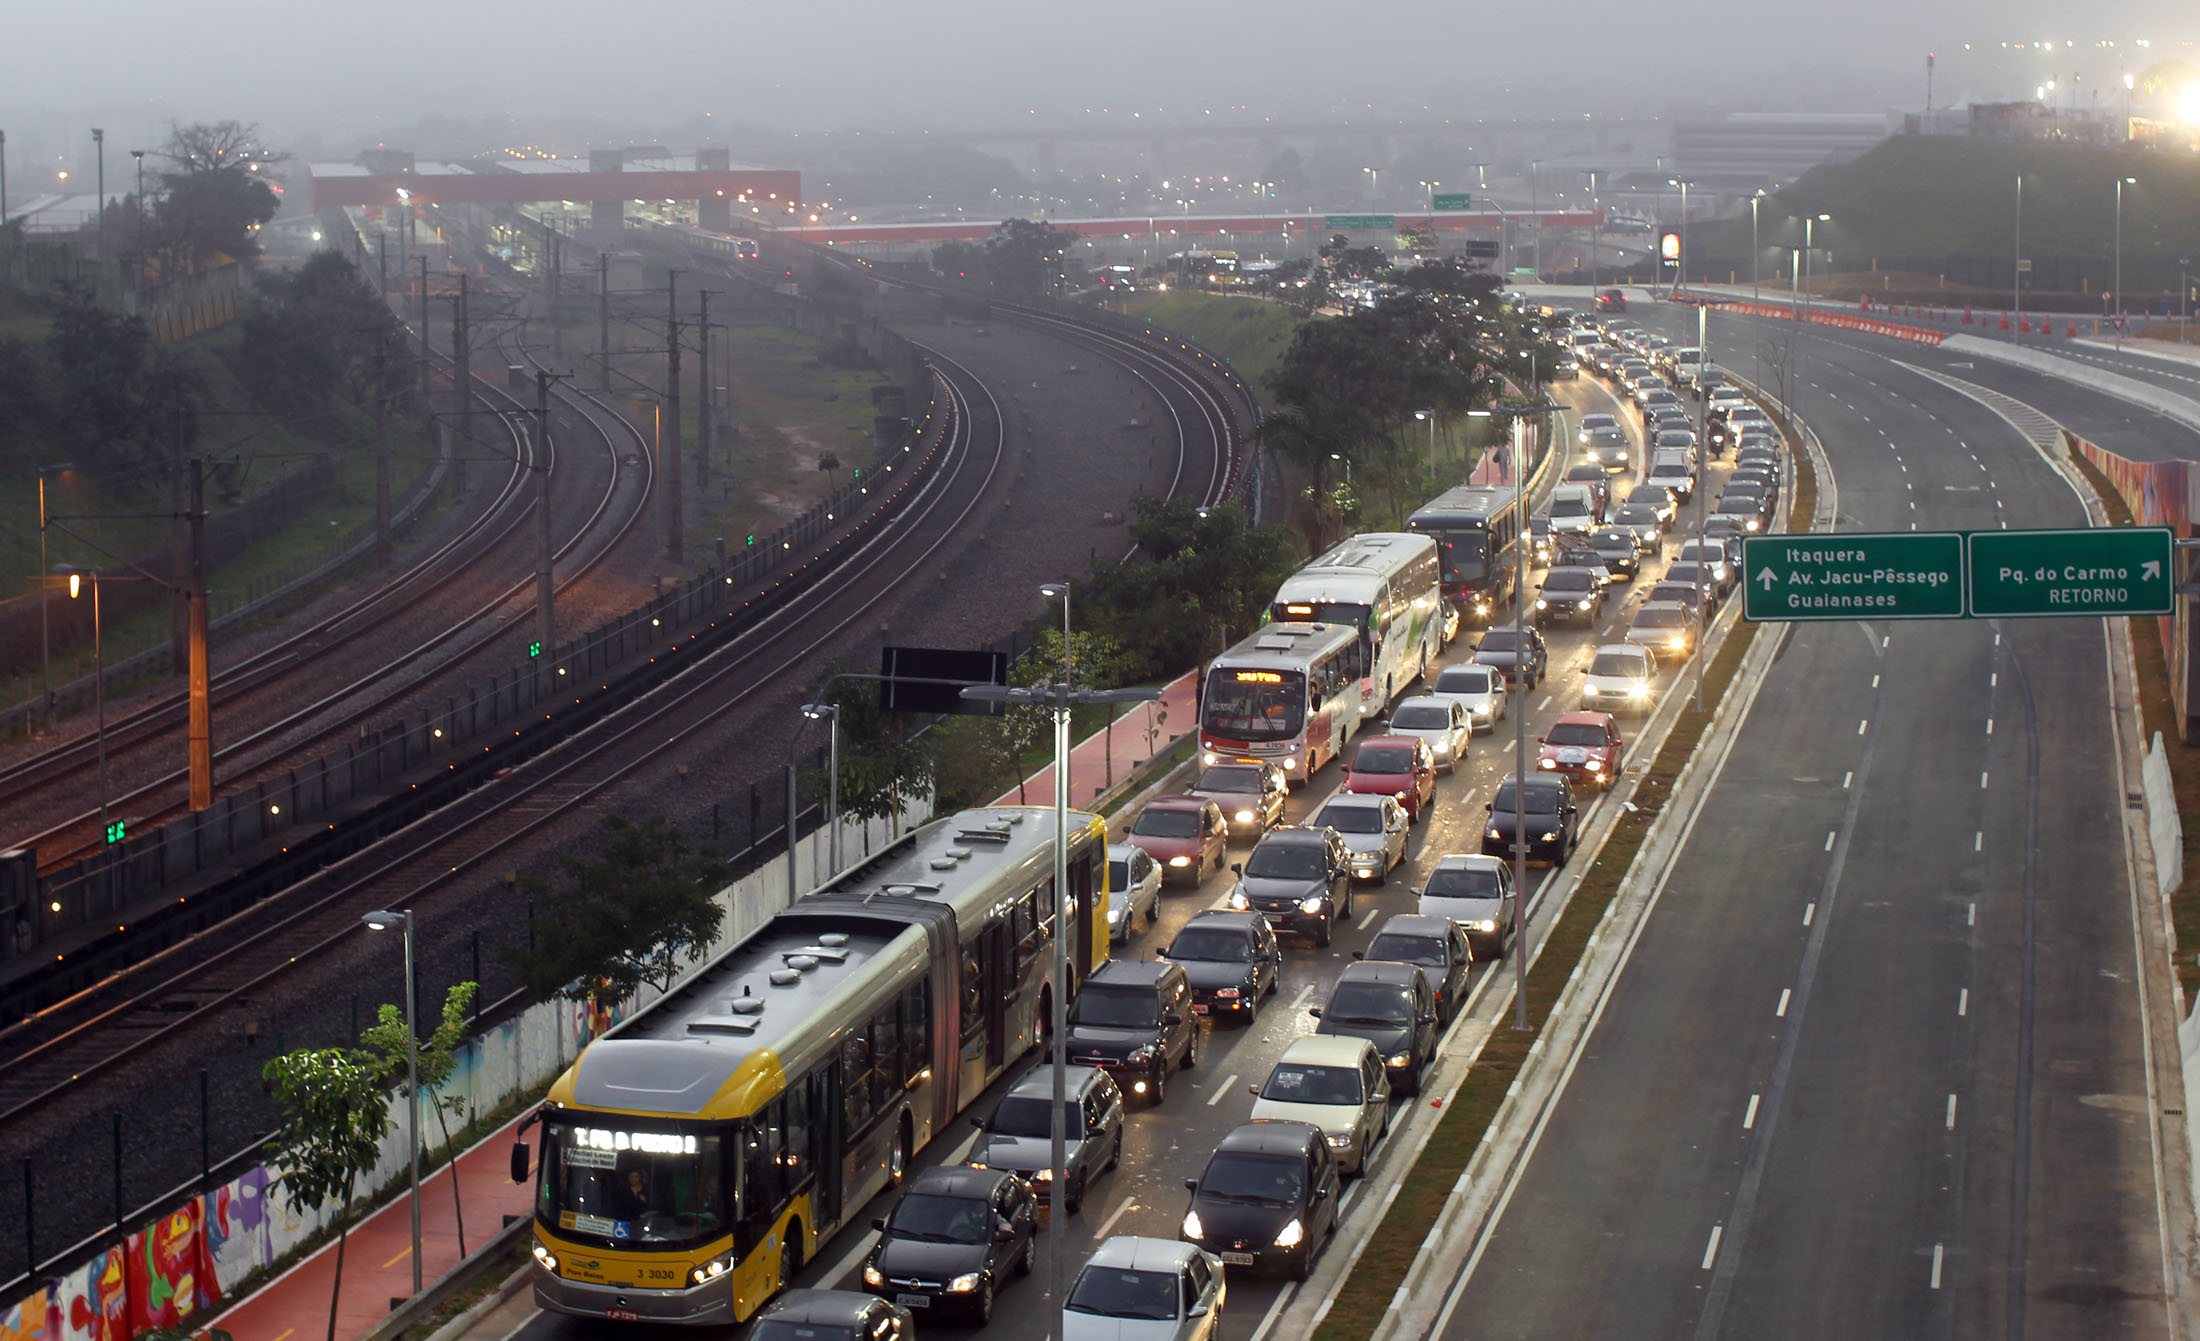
[1226,826,1352,946]
[1063,959,1200,1104]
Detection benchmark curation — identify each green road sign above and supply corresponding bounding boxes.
[1966,527,2173,617]
[1432,193,1473,211]
[1743,532,1964,621]
[1324,214,1397,231]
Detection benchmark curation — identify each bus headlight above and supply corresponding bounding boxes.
[1284,756,1299,771]
[1203,751,1218,765]
[689,1256,731,1285]
[532,1243,559,1274]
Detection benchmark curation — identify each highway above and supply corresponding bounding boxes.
[1422,298,2181,1338]
[499,346,1746,1341]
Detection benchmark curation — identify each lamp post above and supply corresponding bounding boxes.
[2115,176,2137,350]
[36,462,74,733]
[130,150,144,281]
[786,704,842,897]
[361,908,422,1296]
[959,681,1162,1341]
[2013,174,2024,338]
[1467,400,1563,1031]
[1802,214,1828,325]
[1416,410,1437,481]
[91,128,104,258]
[1586,171,1600,295]
[1041,581,1073,790]
[61,569,108,835]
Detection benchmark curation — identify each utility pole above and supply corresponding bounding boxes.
[697,289,715,490]
[169,415,189,676]
[599,252,612,393]
[186,459,212,811]
[374,333,391,567]
[377,232,388,297]
[453,272,471,427]
[665,269,685,561]
[534,371,561,663]
[417,255,430,402]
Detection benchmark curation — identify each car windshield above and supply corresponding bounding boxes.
[1550,497,1590,518]
[1478,627,1524,652]
[1246,841,1329,878]
[1131,807,1198,838]
[1195,765,1261,794]
[1724,483,1763,497]
[1424,864,1504,897]
[1718,498,1757,514]
[1199,1154,1305,1204]
[1169,927,1252,961]
[1324,983,1413,1025]
[1490,783,1561,815]
[1636,606,1687,629]
[1367,932,1446,966]
[1390,703,1451,730]
[1261,1063,1364,1104]
[986,1095,1071,1140]
[1353,746,1415,774]
[1543,571,1594,593]
[1435,666,1493,694]
[1614,507,1658,526]
[1546,722,1607,747]
[888,1191,991,1244]
[1590,651,1648,678]
[1066,1267,1182,1320]
[1678,544,1721,562]
[1072,984,1159,1029]
[1315,802,1384,834]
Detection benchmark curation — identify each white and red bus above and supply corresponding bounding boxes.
[1199,621,1365,786]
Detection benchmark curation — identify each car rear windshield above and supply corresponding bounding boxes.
[1072,983,1160,1029]
[1168,926,1252,961]
[1424,863,1504,896]
[1490,783,1560,814]
[1131,807,1198,838]
[1195,765,1262,793]
[1550,497,1590,518]
[1435,666,1493,694]
[1366,932,1446,965]
[1260,1063,1364,1105]
[1590,651,1647,677]
[1543,570,1595,592]
[1323,982,1413,1026]
[1390,703,1451,730]
[1353,746,1415,774]
[1546,722,1607,746]
[1635,606,1687,629]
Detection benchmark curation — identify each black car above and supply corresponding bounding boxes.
[752,1290,914,1341]
[1063,959,1200,1103]
[1481,773,1579,866]
[1533,567,1605,628]
[1227,826,1353,945]
[1362,913,1475,1024]
[862,1167,1036,1324]
[1162,911,1283,1022]
[1181,1121,1342,1281]
[1527,513,1555,566]
[1472,624,1549,690]
[1310,961,1441,1095]
[1550,536,1605,572]
[1585,528,1642,581]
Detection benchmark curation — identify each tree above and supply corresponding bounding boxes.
[502,814,729,1021]
[261,1046,390,1341]
[1079,497,1301,679]
[931,239,988,281]
[44,283,205,482]
[361,982,478,1257]
[814,666,937,838]
[161,119,281,175]
[145,121,281,274]
[984,218,1078,297]
[239,252,399,413]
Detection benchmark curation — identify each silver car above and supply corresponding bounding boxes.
[1063,1236,1224,1341]
[966,1066,1124,1212]
[1106,843,1163,944]
[1312,794,1409,884]
[1429,662,1507,732]
[1385,695,1472,772]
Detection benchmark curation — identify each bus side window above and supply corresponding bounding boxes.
[785,1080,812,1188]
[961,946,985,1038]
[871,1002,901,1113]
[901,981,931,1086]
[844,1031,877,1132]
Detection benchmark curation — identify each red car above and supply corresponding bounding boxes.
[1126,795,1228,884]
[1537,711,1625,792]
[1341,735,1438,822]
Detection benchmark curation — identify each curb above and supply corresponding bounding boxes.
[420,1258,534,1341]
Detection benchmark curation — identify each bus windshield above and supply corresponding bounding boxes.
[1203,669,1308,742]
[1429,531,1490,585]
[538,1121,726,1248]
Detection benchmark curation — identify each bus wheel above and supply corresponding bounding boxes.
[889,1116,911,1187]
[780,1232,802,1294]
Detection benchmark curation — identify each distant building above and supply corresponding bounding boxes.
[1672,113,1889,190]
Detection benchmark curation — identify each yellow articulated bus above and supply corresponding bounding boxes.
[512,805,1109,1325]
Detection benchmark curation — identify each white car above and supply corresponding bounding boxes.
[1384,695,1472,772]
[1063,1236,1224,1341]
[1248,1035,1391,1176]
[1428,662,1507,733]
[1580,643,1659,716]
[1105,843,1163,943]
[1547,485,1599,536]
[1312,794,1409,884]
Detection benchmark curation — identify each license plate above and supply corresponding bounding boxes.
[604,1310,641,1322]
[896,1293,932,1308]
[1221,1252,1256,1266]
[1191,1004,1209,1015]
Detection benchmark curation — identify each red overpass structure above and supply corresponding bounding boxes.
[304,149,801,233]
[778,210,1608,247]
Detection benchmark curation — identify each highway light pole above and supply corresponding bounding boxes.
[961,681,1162,1341]
[91,129,104,259]
[2114,176,2136,350]
[1416,410,1437,482]
[2012,174,2024,338]
[361,910,422,1295]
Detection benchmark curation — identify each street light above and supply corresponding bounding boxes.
[360,908,422,1296]
[91,128,104,258]
[2013,175,2024,336]
[1041,581,1073,795]
[60,568,109,835]
[1466,401,1563,1031]
[2115,176,2137,350]
[130,150,144,276]
[1802,214,1830,324]
[786,703,841,897]
[1415,410,1437,480]
[958,679,1162,1341]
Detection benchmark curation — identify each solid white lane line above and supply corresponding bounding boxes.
[1357,906,1382,930]
[1981,771,1990,789]
[1931,1242,1944,1289]
[1537,695,1552,711]
[1702,1225,1724,1270]
[1987,718,1994,735]
[1958,988,1969,1016]
[1824,831,1836,851]
[1803,902,1815,926]
[1742,1095,1760,1130]
[1093,1195,1138,1241]
[1968,902,1976,926]
[1843,772,1853,789]
[1975,831,1983,852]
[1776,989,1792,1017]
[1946,1094,1959,1131]
[1207,1073,1239,1107]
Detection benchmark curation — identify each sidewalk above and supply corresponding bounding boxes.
[216,1115,534,1341]
[991,670,1198,811]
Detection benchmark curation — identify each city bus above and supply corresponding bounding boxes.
[1199,620,1365,784]
[514,805,1109,1325]
[1407,485,1523,626]
[1269,532,1445,717]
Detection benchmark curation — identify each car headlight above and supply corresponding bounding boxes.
[1536,598,1548,609]
[1032,1168,1054,1181]
[1168,855,1191,867]
[1299,895,1326,913]
[864,1264,885,1287]
[1395,790,1412,802]
[1486,826,1503,840]
[1226,889,1248,910]
[1274,1218,1306,1249]
[532,1243,559,1273]
[1538,757,1558,769]
[1326,1132,1353,1150]
[1108,908,1125,924]
[1543,830,1563,841]
[1475,919,1497,932]
[1235,809,1255,824]
[1669,636,1686,649]
[1183,1209,1205,1239]
[1577,598,1592,610]
[1629,683,1649,698]
[1746,519,1760,531]
[1127,1043,1158,1064]
[690,1255,731,1285]
[948,1272,983,1293]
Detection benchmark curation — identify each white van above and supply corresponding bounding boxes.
[1546,484,1600,535]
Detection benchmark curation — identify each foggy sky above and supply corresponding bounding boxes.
[5,0,2193,157]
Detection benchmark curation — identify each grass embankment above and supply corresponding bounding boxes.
[2067,445,2200,1004]
[1120,289,1305,388]
[1312,426,1815,1340]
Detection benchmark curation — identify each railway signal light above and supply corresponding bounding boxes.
[105,819,125,844]
[528,641,543,658]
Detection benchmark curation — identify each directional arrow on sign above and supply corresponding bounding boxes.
[1757,567,1778,591]
[2144,560,2162,582]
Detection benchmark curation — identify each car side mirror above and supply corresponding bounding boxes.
[994,1220,1016,1242]
[1247,1084,1260,1096]
[970,1116,985,1129]
[1483,801,1493,812]
[1184,1177,1200,1193]
[1350,949,1364,960]
[1536,736,1546,744]
[1190,1301,1211,1318]
[1421,1014,1439,1027]
[509,1141,530,1183]
[1312,1185,1331,1205]
[1165,1012,1183,1027]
